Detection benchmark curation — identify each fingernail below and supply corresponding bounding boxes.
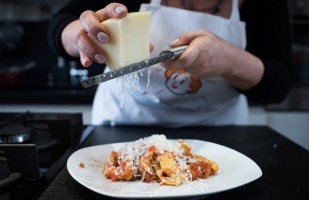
[115,6,125,14]
[170,38,180,47]
[95,54,105,63]
[97,32,109,43]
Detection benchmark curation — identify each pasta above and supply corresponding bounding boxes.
[103,135,219,186]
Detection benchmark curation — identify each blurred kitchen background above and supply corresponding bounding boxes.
[0,0,308,150]
[0,0,103,103]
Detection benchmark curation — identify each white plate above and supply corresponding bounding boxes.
[67,139,262,199]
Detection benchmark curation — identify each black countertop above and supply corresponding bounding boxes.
[38,125,308,200]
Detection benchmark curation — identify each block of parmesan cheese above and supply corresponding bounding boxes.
[93,12,150,70]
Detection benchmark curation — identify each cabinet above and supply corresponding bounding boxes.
[267,112,309,151]
[249,106,309,151]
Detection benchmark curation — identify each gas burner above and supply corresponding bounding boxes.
[0,112,32,144]
[0,124,31,143]
[0,112,84,199]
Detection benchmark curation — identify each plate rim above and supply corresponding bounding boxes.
[67,139,262,199]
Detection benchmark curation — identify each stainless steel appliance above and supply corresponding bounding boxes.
[289,0,309,86]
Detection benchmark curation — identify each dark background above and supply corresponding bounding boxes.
[0,0,308,105]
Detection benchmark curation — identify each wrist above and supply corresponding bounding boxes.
[221,47,264,90]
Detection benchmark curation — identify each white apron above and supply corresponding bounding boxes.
[91,0,248,127]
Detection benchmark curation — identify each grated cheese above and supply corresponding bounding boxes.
[104,134,219,185]
[115,134,198,179]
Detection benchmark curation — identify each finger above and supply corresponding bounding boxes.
[162,45,198,69]
[164,31,205,67]
[74,29,106,66]
[79,3,127,44]
[170,30,208,47]
[95,3,128,21]
[164,31,209,69]
[79,10,110,44]
[80,53,93,68]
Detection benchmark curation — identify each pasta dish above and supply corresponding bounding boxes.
[103,135,219,186]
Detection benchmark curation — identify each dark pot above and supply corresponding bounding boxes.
[0,61,36,88]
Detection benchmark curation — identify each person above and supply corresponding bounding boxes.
[48,0,293,127]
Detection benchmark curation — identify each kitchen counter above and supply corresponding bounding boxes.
[38,125,308,200]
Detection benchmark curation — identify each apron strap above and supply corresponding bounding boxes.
[230,0,240,20]
[150,0,241,20]
[151,0,162,5]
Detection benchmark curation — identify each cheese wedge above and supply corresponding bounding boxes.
[93,12,150,70]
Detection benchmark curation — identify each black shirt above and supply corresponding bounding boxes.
[47,0,294,104]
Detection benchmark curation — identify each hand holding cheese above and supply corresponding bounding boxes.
[61,3,133,67]
[91,12,151,70]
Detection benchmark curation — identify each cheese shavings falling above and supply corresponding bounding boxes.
[117,68,152,108]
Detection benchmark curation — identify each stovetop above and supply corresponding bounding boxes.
[0,112,84,200]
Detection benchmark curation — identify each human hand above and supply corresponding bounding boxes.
[162,30,235,79]
[61,3,128,67]
[162,30,264,90]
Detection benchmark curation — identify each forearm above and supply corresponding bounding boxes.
[222,46,264,91]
